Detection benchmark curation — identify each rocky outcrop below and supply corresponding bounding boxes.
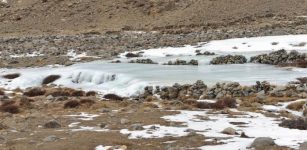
[210,55,247,65]
[250,50,306,65]
[163,59,198,66]
[141,80,276,100]
[196,51,215,56]
[142,80,207,100]
[129,59,157,64]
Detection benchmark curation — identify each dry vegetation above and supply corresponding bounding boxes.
[196,97,237,109]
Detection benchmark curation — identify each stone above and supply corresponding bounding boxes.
[43,135,59,142]
[99,123,107,128]
[46,95,54,101]
[221,127,237,135]
[130,124,144,130]
[250,137,275,150]
[43,120,61,128]
[256,91,266,100]
[120,118,130,125]
[0,136,5,144]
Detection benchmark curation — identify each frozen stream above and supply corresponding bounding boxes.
[0,35,307,96]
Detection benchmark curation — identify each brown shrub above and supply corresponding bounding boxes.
[86,91,97,96]
[42,75,61,85]
[23,88,46,97]
[64,100,80,109]
[0,102,19,114]
[103,94,123,101]
[71,90,85,97]
[214,97,237,109]
[286,101,306,111]
[2,73,20,79]
[196,97,237,109]
[80,99,95,105]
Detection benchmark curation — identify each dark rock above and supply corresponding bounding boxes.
[43,120,61,128]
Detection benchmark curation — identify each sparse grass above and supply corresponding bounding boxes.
[42,75,60,84]
[103,94,124,101]
[2,73,20,79]
[64,100,80,109]
[142,103,159,109]
[47,89,71,97]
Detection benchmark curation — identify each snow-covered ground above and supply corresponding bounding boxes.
[120,109,307,150]
[120,35,307,58]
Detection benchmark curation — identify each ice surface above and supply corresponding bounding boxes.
[1,35,307,96]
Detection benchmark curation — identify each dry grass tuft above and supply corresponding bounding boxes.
[23,88,46,97]
[64,100,80,109]
[103,94,124,101]
[71,90,85,97]
[286,101,306,111]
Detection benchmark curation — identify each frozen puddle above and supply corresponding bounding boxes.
[120,109,307,149]
[0,35,307,96]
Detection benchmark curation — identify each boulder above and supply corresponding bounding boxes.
[221,127,237,135]
[250,137,275,150]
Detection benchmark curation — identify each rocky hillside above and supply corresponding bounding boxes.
[0,0,306,36]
